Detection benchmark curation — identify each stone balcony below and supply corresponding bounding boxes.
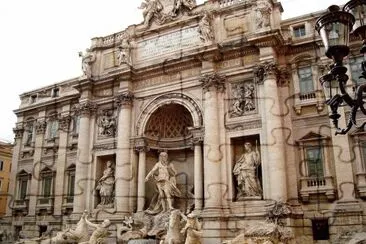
[356,173,366,198]
[62,196,74,215]
[299,176,336,202]
[12,199,29,215]
[36,197,54,214]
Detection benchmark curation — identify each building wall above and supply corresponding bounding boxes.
[0,142,12,216]
[5,0,366,243]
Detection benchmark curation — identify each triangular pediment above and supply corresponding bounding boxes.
[298,132,329,141]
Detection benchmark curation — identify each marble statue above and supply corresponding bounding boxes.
[233,142,262,200]
[118,38,132,66]
[145,152,182,214]
[139,0,163,27]
[255,0,272,29]
[78,48,96,79]
[171,0,196,17]
[117,216,148,243]
[198,13,213,43]
[96,160,115,208]
[14,211,89,243]
[180,213,202,244]
[231,83,256,117]
[160,210,185,244]
[97,111,116,137]
[223,201,294,244]
[80,214,111,244]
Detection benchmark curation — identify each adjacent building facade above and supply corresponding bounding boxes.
[5,0,366,243]
[0,141,12,216]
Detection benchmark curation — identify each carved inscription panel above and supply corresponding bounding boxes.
[137,26,201,61]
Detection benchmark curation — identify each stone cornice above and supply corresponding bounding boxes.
[200,73,226,93]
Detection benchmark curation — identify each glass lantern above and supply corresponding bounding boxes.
[315,5,355,63]
[344,0,366,53]
[320,73,340,102]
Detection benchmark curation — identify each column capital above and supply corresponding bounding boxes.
[35,119,47,135]
[200,73,226,93]
[13,124,24,139]
[254,61,278,84]
[189,127,204,145]
[115,92,134,108]
[73,101,97,117]
[134,138,149,152]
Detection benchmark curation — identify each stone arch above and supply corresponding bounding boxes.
[290,53,315,67]
[136,93,203,136]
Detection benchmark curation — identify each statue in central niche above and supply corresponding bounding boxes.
[145,152,181,214]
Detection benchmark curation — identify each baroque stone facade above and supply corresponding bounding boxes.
[4,0,366,243]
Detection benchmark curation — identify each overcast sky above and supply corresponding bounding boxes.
[0,0,347,142]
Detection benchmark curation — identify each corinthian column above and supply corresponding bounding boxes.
[28,117,47,216]
[53,111,71,216]
[255,62,287,201]
[115,92,134,213]
[135,139,148,212]
[200,73,226,211]
[73,101,96,214]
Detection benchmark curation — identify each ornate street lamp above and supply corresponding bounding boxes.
[315,2,366,135]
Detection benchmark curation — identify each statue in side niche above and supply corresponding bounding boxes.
[233,141,262,200]
[145,152,182,214]
[96,160,115,208]
[255,0,272,29]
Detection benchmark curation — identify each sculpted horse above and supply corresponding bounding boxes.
[160,210,185,244]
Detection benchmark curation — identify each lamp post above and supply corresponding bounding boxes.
[315,1,366,135]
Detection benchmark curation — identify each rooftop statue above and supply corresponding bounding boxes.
[139,0,197,28]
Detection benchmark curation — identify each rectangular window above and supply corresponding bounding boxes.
[48,120,58,139]
[19,179,28,200]
[306,147,324,178]
[42,176,52,197]
[298,66,314,94]
[30,95,37,104]
[349,56,364,84]
[68,174,75,197]
[0,160,3,171]
[51,88,59,98]
[293,25,306,37]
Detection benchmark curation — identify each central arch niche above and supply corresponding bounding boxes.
[144,104,193,149]
[143,104,195,212]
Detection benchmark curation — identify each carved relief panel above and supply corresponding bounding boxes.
[229,80,257,118]
[97,109,116,139]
